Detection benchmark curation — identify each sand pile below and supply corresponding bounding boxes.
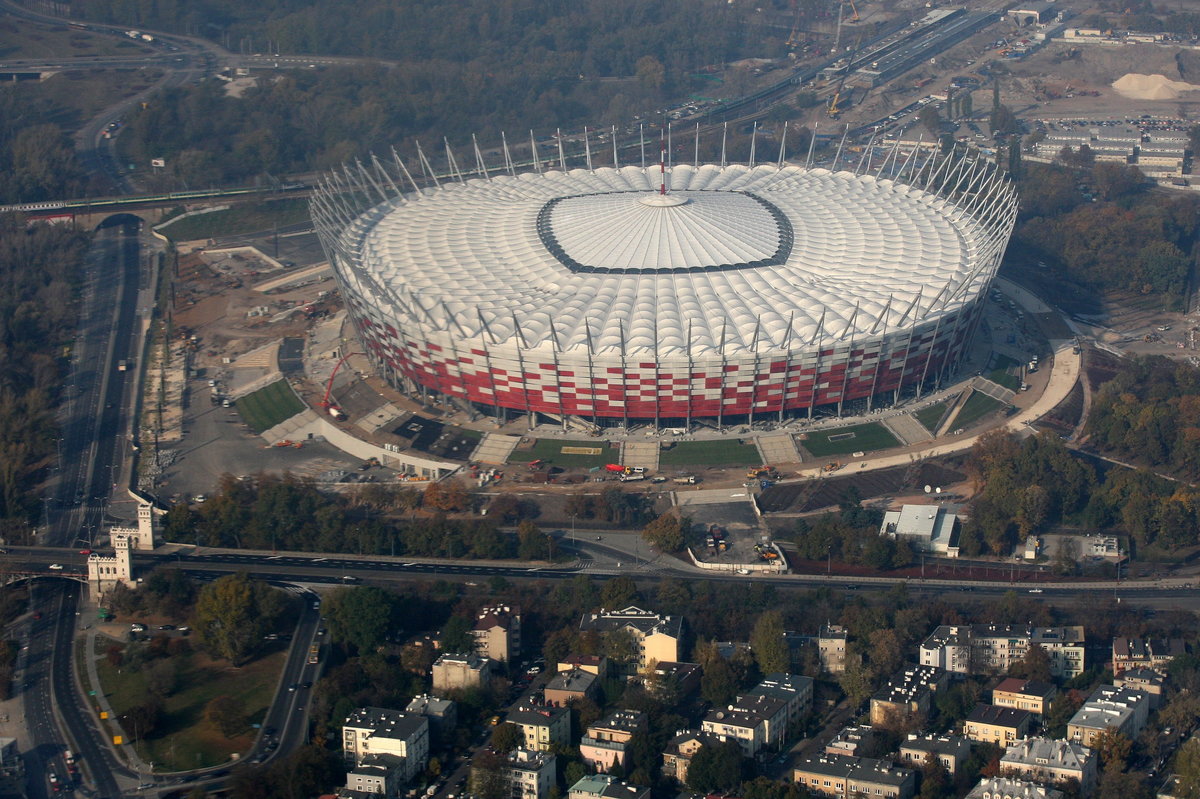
[1112,73,1200,100]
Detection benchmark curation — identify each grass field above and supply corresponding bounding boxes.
[914,402,950,433]
[156,199,312,242]
[951,392,1005,429]
[987,355,1023,391]
[509,438,617,469]
[0,19,155,59]
[93,638,284,770]
[800,422,900,457]
[658,439,761,466]
[236,380,306,433]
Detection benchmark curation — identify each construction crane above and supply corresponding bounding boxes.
[827,34,863,118]
[830,0,861,55]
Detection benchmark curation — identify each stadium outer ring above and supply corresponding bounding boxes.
[312,143,1018,429]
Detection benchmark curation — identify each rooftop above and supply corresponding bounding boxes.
[994,678,1058,699]
[580,607,682,639]
[795,753,916,787]
[344,707,428,740]
[1001,737,1092,770]
[966,704,1032,728]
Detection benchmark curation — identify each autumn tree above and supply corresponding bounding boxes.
[324,585,395,655]
[641,512,685,553]
[750,610,789,675]
[193,573,286,665]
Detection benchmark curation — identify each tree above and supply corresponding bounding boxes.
[1174,737,1200,799]
[324,585,395,655]
[470,748,510,799]
[126,698,163,741]
[424,479,469,512]
[701,655,738,706]
[920,752,952,799]
[1009,643,1052,682]
[686,739,748,793]
[750,610,789,675]
[517,520,550,560]
[1092,726,1133,772]
[441,615,476,655]
[919,105,942,135]
[600,576,639,608]
[207,694,248,738]
[641,512,684,553]
[491,722,522,754]
[145,660,178,698]
[193,573,278,665]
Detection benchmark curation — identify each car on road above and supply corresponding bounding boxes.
[79,549,92,555]
[48,564,63,570]
[302,681,312,689]
[288,683,299,691]
[157,624,175,630]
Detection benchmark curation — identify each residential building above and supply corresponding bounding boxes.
[701,694,790,756]
[431,653,497,693]
[544,668,599,707]
[342,707,430,784]
[662,730,724,784]
[507,748,558,799]
[1067,685,1151,748]
[992,678,1058,716]
[342,754,407,799]
[507,703,571,752]
[580,710,647,772]
[405,694,457,745]
[898,734,973,776]
[966,777,1063,799]
[1114,668,1165,708]
[1111,638,1185,675]
[880,504,961,557]
[646,661,701,698]
[746,673,814,734]
[1000,737,1097,796]
[920,625,1086,678]
[0,737,21,779]
[567,775,650,799]
[792,753,917,799]
[963,705,1033,746]
[869,665,950,728]
[826,725,886,759]
[579,607,682,670]
[821,624,849,674]
[471,605,522,663]
[558,654,609,679]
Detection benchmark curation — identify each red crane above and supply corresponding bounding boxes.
[322,351,363,419]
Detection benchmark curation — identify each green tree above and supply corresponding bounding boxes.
[1009,643,1052,682]
[1092,726,1133,772]
[1174,737,1200,799]
[687,739,748,793]
[193,573,278,665]
[641,512,685,553]
[491,722,522,754]
[471,748,511,799]
[441,615,475,655]
[700,655,738,706]
[324,585,395,655]
[750,610,789,675]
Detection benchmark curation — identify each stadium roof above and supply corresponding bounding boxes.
[347,162,1005,357]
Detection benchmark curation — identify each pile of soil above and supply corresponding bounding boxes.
[1112,72,1200,100]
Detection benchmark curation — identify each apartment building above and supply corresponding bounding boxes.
[507,703,571,752]
[342,707,430,784]
[898,734,973,776]
[963,705,1033,746]
[432,653,498,692]
[471,605,522,663]
[1111,638,1185,675]
[702,694,790,756]
[568,775,650,799]
[920,625,1085,678]
[992,678,1058,716]
[662,730,724,784]
[580,710,647,772]
[1000,737,1097,796]
[869,665,950,728]
[793,753,917,799]
[967,777,1063,799]
[579,607,682,670]
[1067,685,1151,748]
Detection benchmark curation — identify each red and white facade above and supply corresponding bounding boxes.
[313,145,1017,426]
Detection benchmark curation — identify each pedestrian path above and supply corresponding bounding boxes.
[882,413,931,445]
[621,441,660,472]
[756,432,802,465]
[471,433,521,465]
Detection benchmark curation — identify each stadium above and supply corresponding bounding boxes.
[311,139,1018,429]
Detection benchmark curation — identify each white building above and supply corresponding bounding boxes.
[507,748,557,799]
[919,625,1085,678]
[342,707,430,784]
[1000,737,1097,796]
[967,777,1062,799]
[880,505,960,557]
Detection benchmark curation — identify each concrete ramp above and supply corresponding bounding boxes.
[262,408,322,444]
[622,440,660,472]
[883,414,932,445]
[936,389,973,437]
[471,433,522,465]
[755,433,802,465]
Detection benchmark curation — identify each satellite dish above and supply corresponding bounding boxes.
[924,485,932,494]
[935,487,942,494]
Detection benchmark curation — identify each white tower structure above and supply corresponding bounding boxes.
[87,534,135,600]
